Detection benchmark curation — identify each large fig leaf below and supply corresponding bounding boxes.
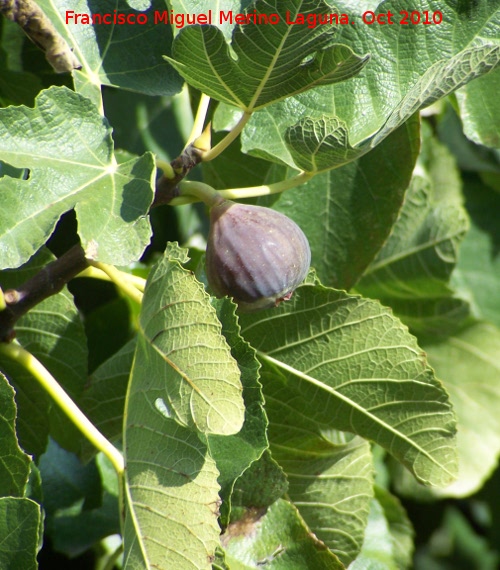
[123,418,221,570]
[357,131,470,340]
[267,115,419,290]
[223,499,344,569]
[207,299,266,526]
[239,284,458,488]
[239,0,500,169]
[0,373,31,497]
[38,0,183,100]
[263,365,374,565]
[130,243,244,436]
[166,0,369,112]
[0,87,154,269]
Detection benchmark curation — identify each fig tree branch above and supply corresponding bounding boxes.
[0,0,82,72]
[0,244,88,342]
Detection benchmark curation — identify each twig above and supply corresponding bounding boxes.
[0,244,88,342]
[0,0,82,72]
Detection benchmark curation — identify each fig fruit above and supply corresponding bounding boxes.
[206,200,311,312]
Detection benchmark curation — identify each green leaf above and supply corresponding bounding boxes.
[123,417,221,570]
[0,497,41,570]
[239,284,458,487]
[41,445,120,557]
[374,486,414,570]
[0,374,31,497]
[285,116,359,173]
[38,0,183,98]
[166,0,369,112]
[455,67,500,148]
[168,0,253,40]
[229,450,288,517]
[132,243,244,435]
[222,499,344,569]
[349,493,413,570]
[207,299,267,525]
[422,322,500,497]
[0,47,42,107]
[263,366,374,566]
[0,86,154,269]
[267,115,419,289]
[240,0,500,168]
[357,129,473,339]
[0,248,88,455]
[39,438,101,516]
[80,338,136,453]
[452,179,500,330]
[357,172,466,297]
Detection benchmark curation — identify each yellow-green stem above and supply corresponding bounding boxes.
[0,341,125,476]
[87,261,144,304]
[77,266,146,292]
[177,181,223,208]
[0,287,6,311]
[186,93,211,147]
[156,158,175,180]
[171,172,313,205]
[202,111,251,162]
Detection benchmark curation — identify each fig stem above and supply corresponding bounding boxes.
[156,158,175,180]
[76,266,146,292]
[171,172,313,205]
[0,340,125,476]
[202,111,252,162]
[0,287,5,312]
[86,260,144,305]
[177,181,224,208]
[186,93,211,147]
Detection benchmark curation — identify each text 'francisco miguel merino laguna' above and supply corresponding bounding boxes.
[65,9,351,28]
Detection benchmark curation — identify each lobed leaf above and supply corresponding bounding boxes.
[38,0,183,99]
[207,299,267,525]
[132,242,244,436]
[0,86,154,269]
[357,131,471,339]
[263,368,374,566]
[0,497,41,570]
[123,416,221,570]
[267,115,420,290]
[239,284,458,487]
[166,0,368,112]
[240,0,500,169]
[223,498,344,569]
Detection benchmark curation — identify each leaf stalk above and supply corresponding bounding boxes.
[87,261,144,304]
[0,341,125,476]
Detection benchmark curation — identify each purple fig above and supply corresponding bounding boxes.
[206,200,311,312]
